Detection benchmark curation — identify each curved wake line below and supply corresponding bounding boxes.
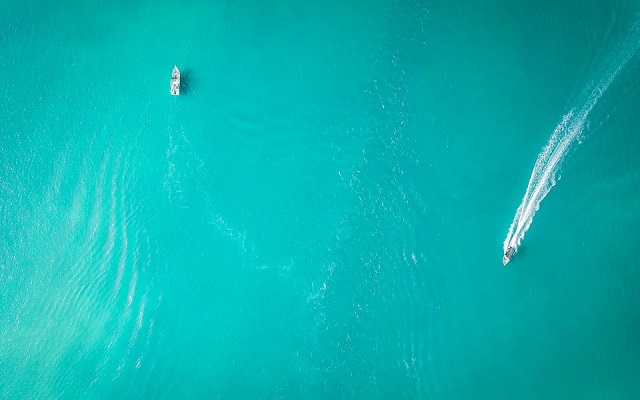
[504,18,640,258]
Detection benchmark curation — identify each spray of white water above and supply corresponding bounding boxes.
[503,19,640,260]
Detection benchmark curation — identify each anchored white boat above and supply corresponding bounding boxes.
[170,65,180,96]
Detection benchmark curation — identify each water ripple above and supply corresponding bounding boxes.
[0,134,161,397]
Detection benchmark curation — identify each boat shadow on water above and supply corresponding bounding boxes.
[180,69,192,95]
[514,245,527,261]
[518,245,526,256]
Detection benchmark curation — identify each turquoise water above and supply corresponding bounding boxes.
[1,0,640,398]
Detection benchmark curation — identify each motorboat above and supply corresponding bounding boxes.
[170,65,180,96]
[503,246,516,266]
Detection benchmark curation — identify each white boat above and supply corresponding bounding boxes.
[170,66,180,96]
[503,246,516,266]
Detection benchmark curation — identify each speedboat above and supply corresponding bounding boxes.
[503,246,516,266]
[170,65,180,96]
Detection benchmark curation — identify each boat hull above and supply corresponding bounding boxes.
[502,246,516,266]
[170,66,180,96]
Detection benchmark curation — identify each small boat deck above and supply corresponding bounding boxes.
[170,66,180,96]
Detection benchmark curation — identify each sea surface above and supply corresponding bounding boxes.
[1,1,640,399]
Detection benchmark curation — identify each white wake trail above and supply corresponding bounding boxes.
[503,18,640,260]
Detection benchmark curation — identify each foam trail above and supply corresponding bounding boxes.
[503,19,640,261]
